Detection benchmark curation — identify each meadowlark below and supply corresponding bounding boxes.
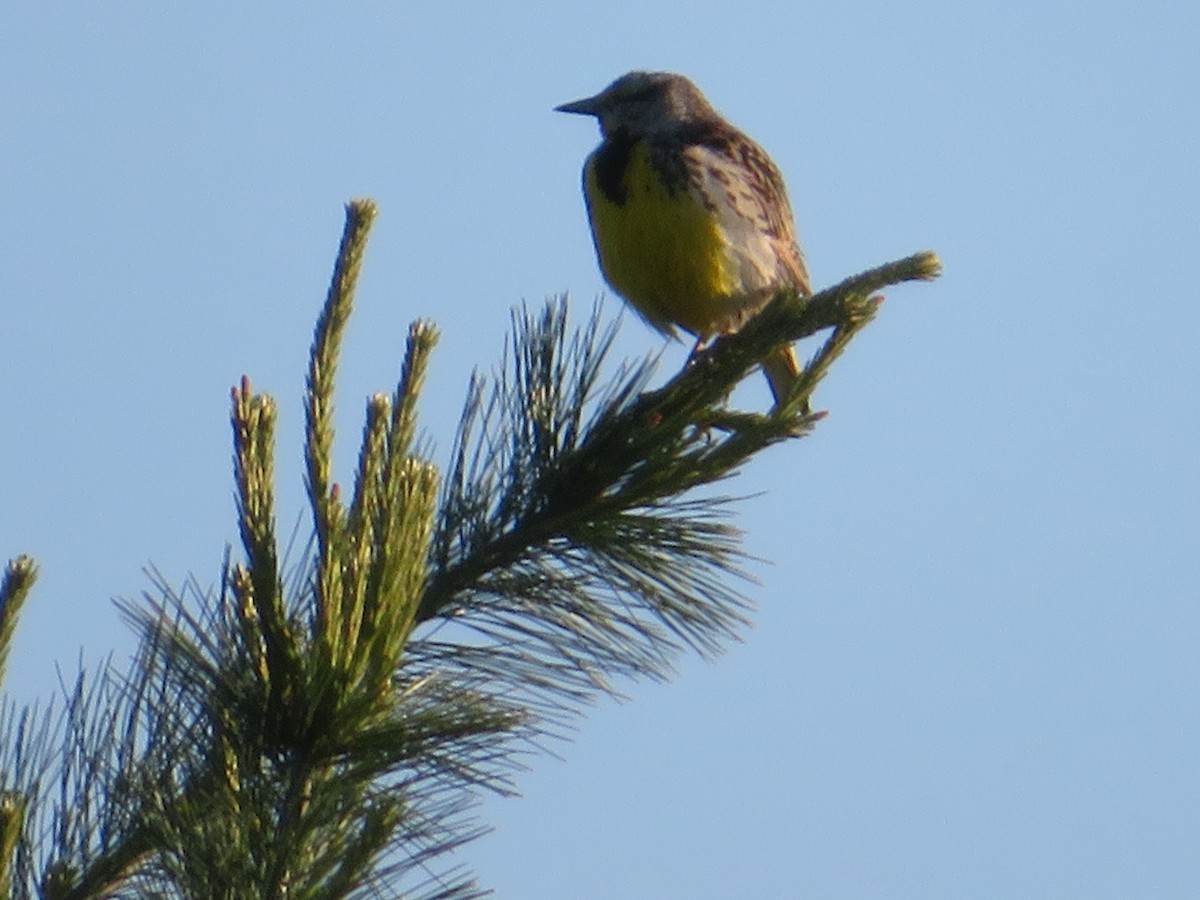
[556,71,810,408]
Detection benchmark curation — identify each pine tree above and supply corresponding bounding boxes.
[0,200,940,897]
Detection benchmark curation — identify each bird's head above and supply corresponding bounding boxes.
[556,71,718,137]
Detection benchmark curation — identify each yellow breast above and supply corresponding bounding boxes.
[584,142,739,337]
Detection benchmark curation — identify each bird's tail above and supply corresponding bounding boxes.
[761,343,807,413]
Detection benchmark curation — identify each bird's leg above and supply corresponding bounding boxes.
[684,335,714,367]
[677,333,748,441]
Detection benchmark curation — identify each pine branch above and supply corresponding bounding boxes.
[0,557,36,687]
[74,202,524,899]
[307,200,376,538]
[0,187,940,898]
[415,252,941,722]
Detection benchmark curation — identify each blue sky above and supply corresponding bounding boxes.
[2,2,1197,897]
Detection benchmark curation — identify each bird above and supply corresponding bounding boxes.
[556,70,810,409]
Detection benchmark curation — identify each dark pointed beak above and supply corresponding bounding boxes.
[555,95,600,116]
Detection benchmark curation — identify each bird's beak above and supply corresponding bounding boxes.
[554,95,600,116]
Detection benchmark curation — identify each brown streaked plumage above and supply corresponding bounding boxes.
[557,71,809,407]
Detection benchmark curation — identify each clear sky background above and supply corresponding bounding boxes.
[2,3,1197,898]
